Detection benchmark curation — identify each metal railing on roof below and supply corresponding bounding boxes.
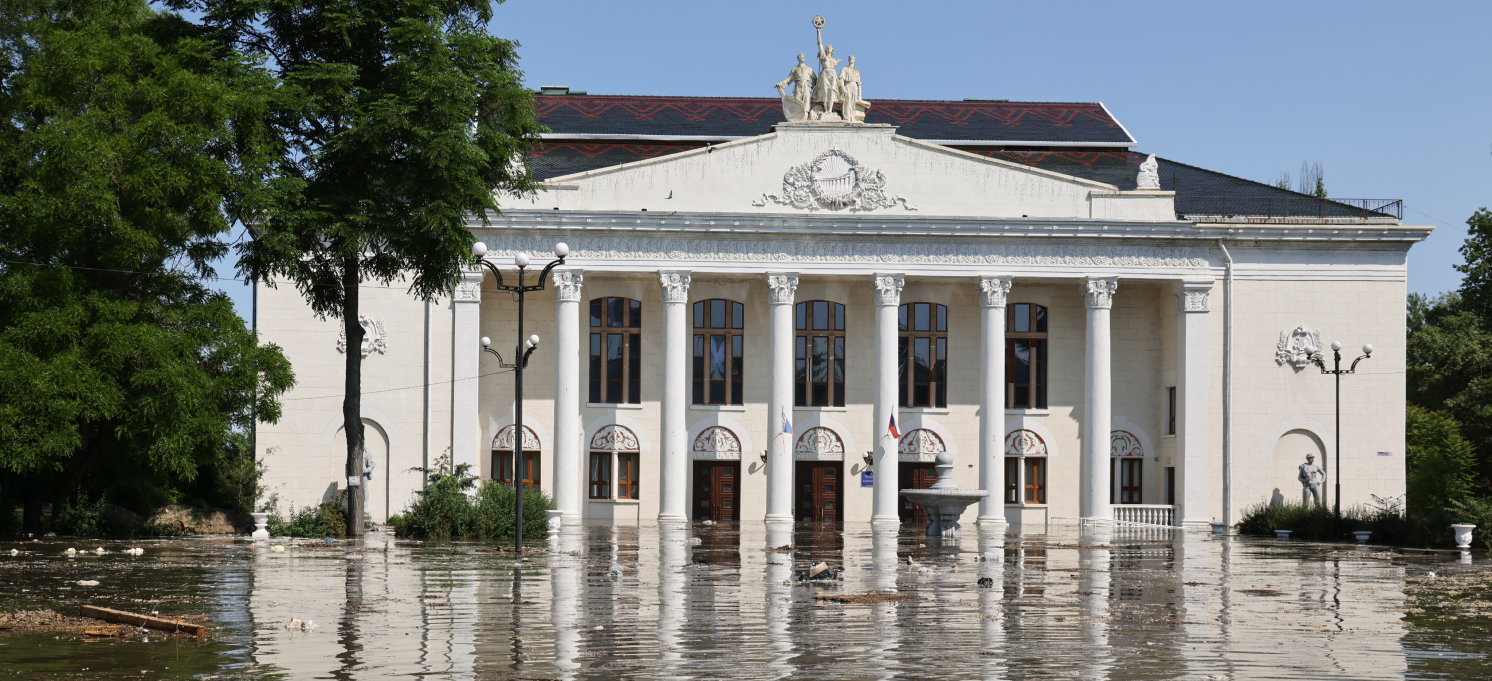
[1176,197,1402,223]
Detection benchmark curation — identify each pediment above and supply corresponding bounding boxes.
[515,124,1174,221]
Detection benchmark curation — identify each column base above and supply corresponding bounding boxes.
[1180,518,1213,530]
[870,515,902,526]
[977,515,1009,526]
[764,514,794,523]
[561,511,582,522]
[657,513,689,523]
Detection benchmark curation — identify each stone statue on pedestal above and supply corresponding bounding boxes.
[839,56,866,122]
[1298,453,1325,506]
[1136,154,1161,190]
[775,53,815,123]
[811,17,841,120]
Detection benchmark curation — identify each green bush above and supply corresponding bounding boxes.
[266,498,347,538]
[54,495,106,537]
[1448,496,1492,550]
[392,459,552,541]
[1237,496,1448,546]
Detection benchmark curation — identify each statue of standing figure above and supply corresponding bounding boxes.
[1298,453,1325,506]
[839,55,866,122]
[775,53,815,122]
[811,17,841,120]
[775,16,872,123]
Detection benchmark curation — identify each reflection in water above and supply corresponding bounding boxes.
[0,523,1487,680]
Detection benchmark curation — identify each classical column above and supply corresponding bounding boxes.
[872,273,905,524]
[451,269,484,476]
[552,269,584,523]
[658,271,692,522]
[766,273,799,522]
[978,275,1013,525]
[1176,281,1213,527]
[1081,277,1118,521]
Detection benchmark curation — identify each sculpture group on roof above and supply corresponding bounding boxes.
[775,16,870,123]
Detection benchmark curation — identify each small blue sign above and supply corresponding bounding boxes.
[860,471,874,487]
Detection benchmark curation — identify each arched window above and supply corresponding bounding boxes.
[693,299,744,405]
[1004,429,1047,504]
[589,425,640,500]
[795,300,845,407]
[493,425,541,486]
[899,302,947,408]
[1006,303,1048,409]
[590,297,642,404]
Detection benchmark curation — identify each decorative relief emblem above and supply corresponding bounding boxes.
[1176,289,1209,313]
[337,316,387,358]
[898,429,945,462]
[691,426,742,460]
[1136,154,1161,190]
[1276,326,1323,369]
[590,425,640,451]
[454,271,482,302]
[794,427,845,461]
[658,271,692,304]
[1110,431,1144,457]
[754,150,917,212]
[1004,430,1047,457]
[493,425,541,451]
[766,273,799,304]
[978,276,1013,309]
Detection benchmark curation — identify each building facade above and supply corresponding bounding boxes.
[257,80,1427,531]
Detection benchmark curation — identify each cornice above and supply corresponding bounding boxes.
[480,210,1431,244]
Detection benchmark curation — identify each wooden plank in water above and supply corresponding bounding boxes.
[78,606,206,636]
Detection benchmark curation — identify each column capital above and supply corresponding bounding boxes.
[977,275,1014,309]
[872,273,905,306]
[658,270,692,303]
[454,268,483,302]
[766,272,799,305]
[553,269,584,302]
[1174,279,1212,313]
[1081,276,1119,310]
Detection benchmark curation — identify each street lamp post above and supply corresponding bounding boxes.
[1304,338,1372,540]
[472,240,568,553]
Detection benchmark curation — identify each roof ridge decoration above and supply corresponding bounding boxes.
[752,149,917,212]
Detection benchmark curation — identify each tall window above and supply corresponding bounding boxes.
[617,453,639,500]
[693,299,744,405]
[1006,303,1048,409]
[588,452,611,499]
[1118,459,1142,504]
[495,452,540,487]
[1166,387,1177,435]
[796,301,846,407]
[899,302,947,408]
[588,425,641,500]
[590,298,642,404]
[1004,430,1047,505]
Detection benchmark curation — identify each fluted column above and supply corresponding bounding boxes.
[1176,281,1213,527]
[658,271,692,522]
[1081,277,1118,521]
[978,276,1012,524]
[552,269,584,523]
[451,269,484,477]
[766,273,799,522]
[872,273,905,524]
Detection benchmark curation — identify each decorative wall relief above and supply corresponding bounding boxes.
[1110,430,1144,457]
[493,425,541,451]
[336,316,387,358]
[898,429,946,463]
[1004,430,1047,457]
[794,426,845,461]
[590,425,640,451]
[691,426,742,460]
[1275,326,1323,369]
[755,150,917,212]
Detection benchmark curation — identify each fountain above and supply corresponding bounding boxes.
[898,451,989,538]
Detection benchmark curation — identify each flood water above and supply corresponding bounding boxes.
[0,522,1488,680]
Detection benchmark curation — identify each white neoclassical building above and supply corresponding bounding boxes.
[256,45,1428,532]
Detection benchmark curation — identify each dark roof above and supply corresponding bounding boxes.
[534,95,1134,146]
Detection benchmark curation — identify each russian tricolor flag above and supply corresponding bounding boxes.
[783,407,793,436]
[888,415,900,439]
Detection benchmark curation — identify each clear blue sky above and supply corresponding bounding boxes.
[212,0,1490,322]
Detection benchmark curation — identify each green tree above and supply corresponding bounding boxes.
[178,0,545,534]
[1454,209,1492,314]
[0,0,293,531]
[1406,292,1492,491]
[1404,404,1476,515]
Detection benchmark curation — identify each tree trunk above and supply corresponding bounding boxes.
[343,254,366,537]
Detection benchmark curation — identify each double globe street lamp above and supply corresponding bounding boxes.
[1303,338,1372,541]
[471,240,568,553]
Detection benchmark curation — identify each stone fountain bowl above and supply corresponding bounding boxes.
[899,488,989,538]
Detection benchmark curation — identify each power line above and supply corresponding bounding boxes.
[279,367,516,401]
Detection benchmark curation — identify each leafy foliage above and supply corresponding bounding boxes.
[266,497,347,538]
[0,0,292,531]
[1236,497,1441,546]
[392,456,552,541]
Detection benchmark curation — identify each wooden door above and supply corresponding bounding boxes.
[795,462,840,522]
[694,462,737,521]
[899,462,937,523]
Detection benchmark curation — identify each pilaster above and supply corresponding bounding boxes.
[1175,280,1212,527]
[452,269,484,478]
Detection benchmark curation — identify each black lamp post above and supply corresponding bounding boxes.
[1304,338,1372,540]
[472,240,568,553]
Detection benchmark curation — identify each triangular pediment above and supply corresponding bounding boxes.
[512,124,1174,221]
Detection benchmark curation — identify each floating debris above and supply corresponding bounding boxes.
[977,577,994,587]
[796,562,842,581]
[271,545,286,553]
[123,548,145,556]
[77,580,99,586]
[285,618,315,631]
[94,548,106,555]
[687,537,703,546]
[814,592,920,604]
[8,549,17,556]
[65,548,76,556]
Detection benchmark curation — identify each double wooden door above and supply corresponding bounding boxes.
[694,462,737,522]
[899,462,937,523]
[795,462,841,522]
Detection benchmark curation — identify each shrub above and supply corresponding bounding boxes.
[266,497,347,538]
[393,457,552,541]
[54,495,106,537]
[1448,496,1492,550]
[1237,496,1452,547]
